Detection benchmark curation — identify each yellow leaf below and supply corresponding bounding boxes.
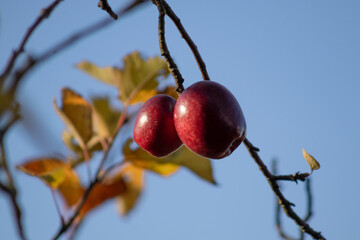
[62,130,81,153]
[169,146,216,184]
[158,86,179,100]
[76,61,121,86]
[116,164,144,216]
[17,158,84,206]
[77,52,170,105]
[91,97,122,138]
[123,139,215,184]
[58,173,84,207]
[118,52,169,104]
[63,132,103,168]
[123,140,179,177]
[62,88,93,143]
[54,88,93,147]
[302,148,320,174]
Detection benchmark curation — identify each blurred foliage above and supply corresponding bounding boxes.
[16,51,216,222]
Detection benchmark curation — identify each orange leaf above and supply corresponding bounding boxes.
[79,177,127,218]
[17,158,84,206]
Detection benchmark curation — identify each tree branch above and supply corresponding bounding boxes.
[300,179,313,240]
[273,172,310,183]
[0,0,63,82]
[243,138,325,240]
[0,115,26,240]
[272,160,297,240]
[52,66,152,239]
[6,0,150,94]
[98,0,118,20]
[154,0,210,81]
[152,0,185,94]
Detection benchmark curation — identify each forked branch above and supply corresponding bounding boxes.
[152,0,210,81]
[243,138,325,240]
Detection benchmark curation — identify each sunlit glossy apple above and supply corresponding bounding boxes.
[173,81,246,159]
[133,94,182,157]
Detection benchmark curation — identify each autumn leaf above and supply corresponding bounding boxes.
[79,176,127,218]
[54,88,93,148]
[17,158,84,206]
[63,131,103,167]
[91,96,122,138]
[123,139,216,184]
[116,164,145,216]
[77,51,169,105]
[302,148,320,174]
[123,140,179,177]
[170,146,216,184]
[118,52,169,104]
[76,61,120,86]
[157,86,179,100]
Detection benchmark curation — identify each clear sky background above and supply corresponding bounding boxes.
[1,0,360,239]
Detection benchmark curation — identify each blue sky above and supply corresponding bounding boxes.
[1,0,360,239]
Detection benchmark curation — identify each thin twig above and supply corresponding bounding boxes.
[0,0,63,82]
[159,0,210,81]
[51,189,65,225]
[243,138,325,240]
[153,0,184,93]
[273,172,310,183]
[98,0,118,20]
[0,182,11,193]
[300,179,313,240]
[0,120,26,240]
[272,160,297,240]
[6,0,150,94]
[52,64,156,239]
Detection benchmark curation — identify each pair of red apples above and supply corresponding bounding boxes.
[133,81,247,159]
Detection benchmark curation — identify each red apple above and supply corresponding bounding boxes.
[173,81,246,159]
[133,94,182,157]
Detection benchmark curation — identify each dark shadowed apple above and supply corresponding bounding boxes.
[173,81,246,159]
[133,94,182,157]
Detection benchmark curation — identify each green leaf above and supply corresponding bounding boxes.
[76,61,120,86]
[123,139,216,184]
[302,148,320,174]
[91,96,122,138]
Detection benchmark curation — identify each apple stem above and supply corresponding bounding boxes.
[153,0,185,94]
[153,0,211,93]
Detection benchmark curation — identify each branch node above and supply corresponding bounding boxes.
[98,0,118,20]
